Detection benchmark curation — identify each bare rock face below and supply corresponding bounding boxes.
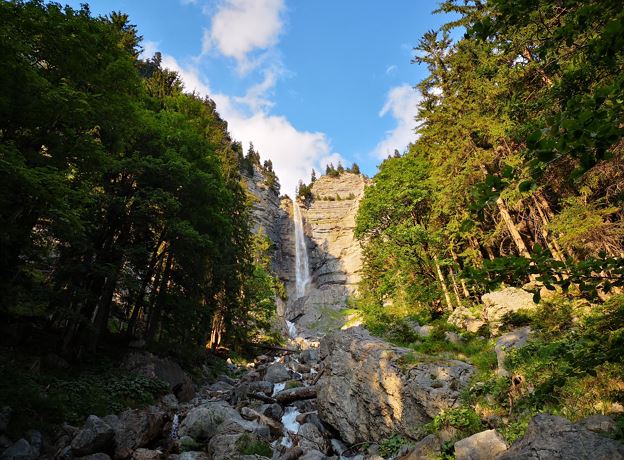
[317,327,474,444]
[241,163,282,245]
[282,173,367,335]
[495,327,532,377]
[499,414,624,459]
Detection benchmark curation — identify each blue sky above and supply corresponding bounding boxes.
[65,0,454,195]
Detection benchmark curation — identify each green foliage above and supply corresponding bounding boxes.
[0,349,168,436]
[378,434,408,458]
[0,0,277,360]
[427,407,483,439]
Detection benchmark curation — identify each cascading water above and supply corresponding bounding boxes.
[293,201,311,298]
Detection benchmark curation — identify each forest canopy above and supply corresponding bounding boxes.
[0,0,280,359]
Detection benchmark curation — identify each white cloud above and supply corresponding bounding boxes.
[153,53,340,196]
[202,0,285,73]
[373,84,421,159]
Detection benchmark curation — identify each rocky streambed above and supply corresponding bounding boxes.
[2,326,624,460]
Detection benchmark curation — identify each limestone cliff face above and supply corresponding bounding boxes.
[241,164,282,246]
[304,172,366,293]
[284,173,368,336]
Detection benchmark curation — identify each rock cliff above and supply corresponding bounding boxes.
[284,173,367,336]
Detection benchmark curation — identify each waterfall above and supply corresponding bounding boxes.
[293,201,311,298]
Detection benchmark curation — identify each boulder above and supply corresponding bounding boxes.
[264,364,292,383]
[448,307,485,333]
[299,450,326,460]
[397,435,441,459]
[445,331,463,345]
[131,448,162,460]
[177,452,209,460]
[159,394,179,411]
[482,288,536,332]
[207,432,267,460]
[1,439,38,460]
[453,430,508,460]
[300,349,320,364]
[122,351,195,401]
[259,403,283,421]
[317,327,473,444]
[113,406,166,459]
[71,415,114,456]
[179,401,241,441]
[499,414,624,459]
[495,327,532,376]
[298,423,330,454]
[76,454,112,460]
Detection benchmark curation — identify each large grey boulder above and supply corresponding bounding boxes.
[448,307,486,333]
[113,406,166,459]
[454,430,508,460]
[317,327,474,444]
[495,327,532,376]
[264,364,292,383]
[179,401,241,441]
[298,423,330,454]
[122,351,195,401]
[482,288,536,332]
[71,415,114,456]
[1,439,38,460]
[499,414,624,459]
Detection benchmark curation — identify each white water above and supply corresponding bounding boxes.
[293,201,311,298]
[279,405,301,447]
[170,413,179,439]
[286,320,297,339]
[272,382,286,396]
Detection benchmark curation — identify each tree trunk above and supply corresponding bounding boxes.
[433,254,454,311]
[496,196,531,258]
[146,252,173,343]
[450,248,470,297]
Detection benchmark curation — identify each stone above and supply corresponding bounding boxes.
[499,414,624,459]
[25,431,41,455]
[300,349,320,364]
[113,406,166,459]
[132,448,162,460]
[445,331,463,344]
[495,327,532,376]
[448,307,485,333]
[78,454,112,460]
[160,394,179,411]
[177,452,209,460]
[298,423,330,454]
[259,403,283,421]
[264,364,292,383]
[577,415,618,435]
[397,434,441,460]
[179,401,243,441]
[0,407,12,434]
[454,430,508,460]
[208,432,267,460]
[71,415,114,456]
[207,381,234,392]
[482,288,536,332]
[299,450,326,460]
[122,351,195,401]
[330,438,347,456]
[1,439,38,460]
[317,327,473,444]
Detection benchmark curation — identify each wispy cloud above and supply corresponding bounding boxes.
[385,64,398,76]
[373,84,421,158]
[202,0,285,74]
